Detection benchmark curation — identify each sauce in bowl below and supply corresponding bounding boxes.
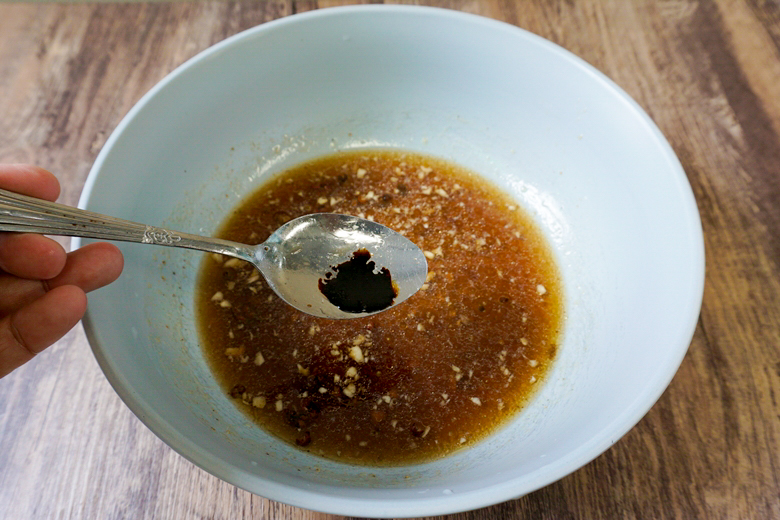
[196,150,564,465]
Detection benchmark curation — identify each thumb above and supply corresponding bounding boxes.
[0,285,87,378]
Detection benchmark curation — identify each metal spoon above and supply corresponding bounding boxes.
[0,188,428,319]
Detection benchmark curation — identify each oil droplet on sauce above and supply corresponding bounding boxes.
[318,248,398,313]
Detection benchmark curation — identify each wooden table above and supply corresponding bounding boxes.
[1,1,778,518]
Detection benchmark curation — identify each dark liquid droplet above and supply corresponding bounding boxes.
[318,249,398,313]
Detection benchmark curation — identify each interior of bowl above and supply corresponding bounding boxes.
[78,6,704,517]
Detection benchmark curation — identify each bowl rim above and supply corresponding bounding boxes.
[76,4,705,517]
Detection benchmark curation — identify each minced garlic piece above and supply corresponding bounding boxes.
[252,396,266,409]
[225,347,243,358]
[470,397,482,406]
[349,346,365,363]
[253,352,265,366]
[223,258,242,269]
[537,284,547,295]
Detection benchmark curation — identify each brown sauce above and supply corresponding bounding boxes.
[319,248,398,313]
[196,150,564,466]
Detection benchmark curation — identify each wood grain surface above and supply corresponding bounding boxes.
[1,1,778,518]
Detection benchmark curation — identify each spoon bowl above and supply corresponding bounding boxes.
[259,213,428,318]
[0,188,427,319]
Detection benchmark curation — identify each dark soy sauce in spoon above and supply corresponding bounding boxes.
[318,249,398,313]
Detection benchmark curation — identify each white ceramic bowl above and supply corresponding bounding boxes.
[77,5,704,517]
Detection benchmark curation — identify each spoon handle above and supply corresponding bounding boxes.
[0,188,255,262]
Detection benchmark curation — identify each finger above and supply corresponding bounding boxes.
[0,164,60,201]
[0,233,67,280]
[48,242,124,292]
[0,285,86,378]
[0,242,124,315]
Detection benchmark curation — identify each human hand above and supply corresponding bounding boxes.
[0,165,124,378]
